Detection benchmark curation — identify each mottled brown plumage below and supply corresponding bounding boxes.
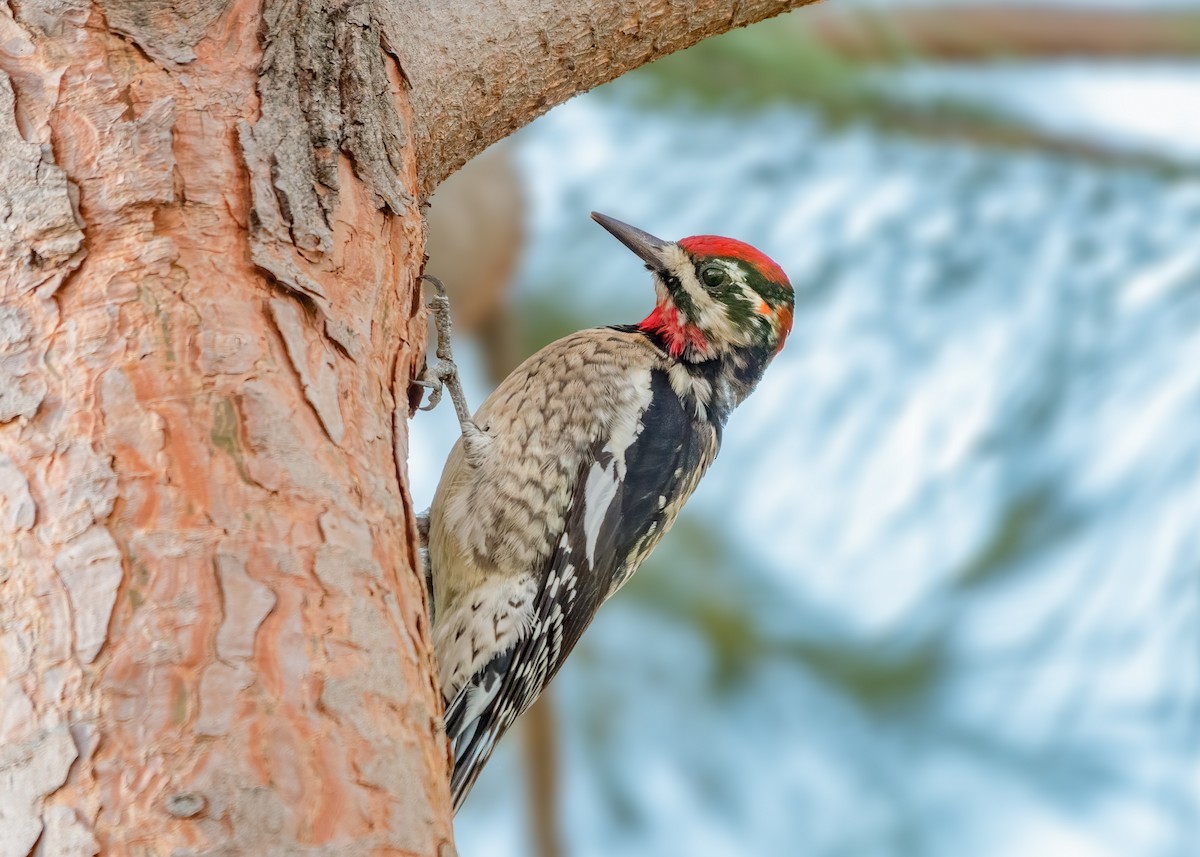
[430,329,716,699]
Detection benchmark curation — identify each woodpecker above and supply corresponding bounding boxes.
[425,213,793,811]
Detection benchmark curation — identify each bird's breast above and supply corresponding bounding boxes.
[429,329,666,601]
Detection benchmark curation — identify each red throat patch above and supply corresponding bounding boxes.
[639,304,708,358]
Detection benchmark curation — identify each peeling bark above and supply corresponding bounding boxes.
[98,0,234,65]
[54,524,124,664]
[0,0,813,851]
[269,296,346,445]
[0,69,84,300]
[0,725,79,856]
[0,303,49,423]
[0,454,36,532]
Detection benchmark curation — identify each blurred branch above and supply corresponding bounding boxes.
[523,697,565,857]
[851,103,1196,178]
[804,4,1200,62]
[627,534,946,710]
[424,142,527,384]
[626,10,1200,177]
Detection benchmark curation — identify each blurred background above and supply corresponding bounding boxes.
[413,1,1200,854]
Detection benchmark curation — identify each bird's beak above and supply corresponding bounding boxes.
[591,212,671,272]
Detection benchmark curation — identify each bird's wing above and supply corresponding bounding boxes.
[447,368,719,810]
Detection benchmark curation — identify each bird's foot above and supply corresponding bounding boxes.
[418,275,477,425]
[415,357,457,413]
[418,275,491,465]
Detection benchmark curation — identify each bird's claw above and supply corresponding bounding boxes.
[417,383,442,412]
[416,359,458,412]
[418,275,478,435]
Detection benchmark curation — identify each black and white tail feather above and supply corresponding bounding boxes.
[444,453,597,812]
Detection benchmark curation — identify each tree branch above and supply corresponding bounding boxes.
[386,0,825,196]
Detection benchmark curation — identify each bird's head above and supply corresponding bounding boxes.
[592,213,793,362]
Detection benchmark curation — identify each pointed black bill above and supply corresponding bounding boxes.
[591,212,671,271]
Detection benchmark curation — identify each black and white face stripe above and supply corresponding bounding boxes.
[591,213,791,355]
[656,246,777,351]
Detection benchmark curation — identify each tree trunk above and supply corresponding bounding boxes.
[0,0,816,853]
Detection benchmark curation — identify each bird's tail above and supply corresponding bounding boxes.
[444,647,516,812]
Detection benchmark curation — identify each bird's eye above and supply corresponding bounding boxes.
[700,265,728,288]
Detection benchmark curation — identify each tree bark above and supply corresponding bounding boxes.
[0,0,816,853]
